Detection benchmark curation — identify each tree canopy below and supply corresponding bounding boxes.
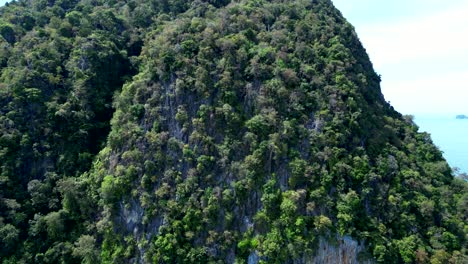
[0,0,466,263]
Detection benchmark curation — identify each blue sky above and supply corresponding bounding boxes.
[332,0,468,115]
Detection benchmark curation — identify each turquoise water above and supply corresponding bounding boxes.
[414,115,468,173]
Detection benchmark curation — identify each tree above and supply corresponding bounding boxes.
[0,224,19,254]
[73,235,100,264]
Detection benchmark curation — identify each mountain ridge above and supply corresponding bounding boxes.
[0,0,465,263]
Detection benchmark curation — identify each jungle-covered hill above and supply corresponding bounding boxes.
[0,0,466,263]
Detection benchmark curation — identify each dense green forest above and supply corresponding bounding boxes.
[0,0,466,263]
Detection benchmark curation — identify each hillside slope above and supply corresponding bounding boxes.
[0,0,466,263]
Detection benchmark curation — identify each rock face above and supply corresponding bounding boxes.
[311,237,372,264]
[247,236,373,264]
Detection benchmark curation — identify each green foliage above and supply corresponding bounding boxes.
[288,158,309,188]
[72,235,100,264]
[336,190,360,235]
[261,180,282,219]
[43,210,66,240]
[0,224,19,254]
[0,22,15,44]
[0,0,465,263]
[101,175,124,204]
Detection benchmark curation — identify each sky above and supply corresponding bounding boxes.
[332,0,468,115]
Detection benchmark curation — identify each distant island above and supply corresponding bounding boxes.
[456,115,468,119]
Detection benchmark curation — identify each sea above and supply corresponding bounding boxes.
[414,114,468,173]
